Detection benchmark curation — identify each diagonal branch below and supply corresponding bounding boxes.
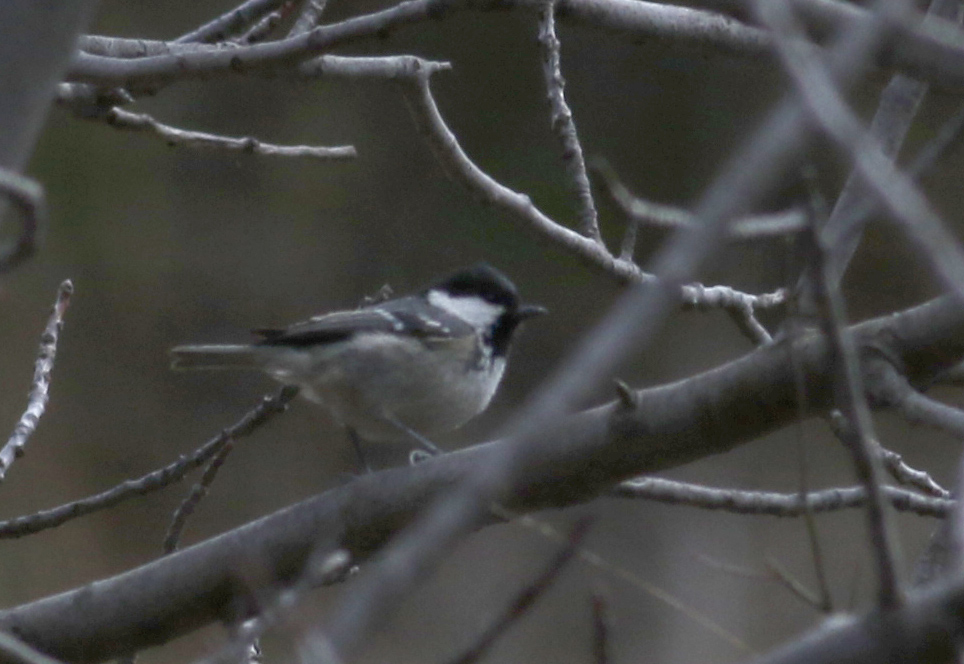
[0,386,298,538]
[538,1,602,242]
[446,519,590,664]
[0,281,73,482]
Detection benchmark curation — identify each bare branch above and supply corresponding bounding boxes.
[103,108,356,160]
[538,0,602,242]
[399,69,641,283]
[0,386,298,538]
[612,476,950,517]
[867,357,964,441]
[291,54,452,81]
[680,283,782,345]
[0,170,46,274]
[288,0,328,37]
[590,590,611,664]
[175,0,287,44]
[74,42,455,82]
[593,158,808,242]
[793,215,904,606]
[0,281,73,482]
[163,438,239,554]
[787,313,834,612]
[235,3,294,45]
[768,557,831,611]
[878,442,951,499]
[702,553,828,611]
[509,512,751,653]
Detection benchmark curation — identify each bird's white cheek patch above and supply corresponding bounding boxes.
[428,291,505,328]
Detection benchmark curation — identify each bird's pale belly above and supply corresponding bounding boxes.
[266,334,506,442]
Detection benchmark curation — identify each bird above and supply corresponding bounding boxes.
[170,264,546,466]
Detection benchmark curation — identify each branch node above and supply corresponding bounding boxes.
[613,379,638,411]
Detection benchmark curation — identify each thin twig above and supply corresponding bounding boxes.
[175,0,287,44]
[288,0,329,37]
[490,506,749,653]
[612,476,950,518]
[764,556,828,611]
[0,386,298,538]
[235,2,294,45]
[807,235,904,606]
[680,283,781,345]
[446,518,591,664]
[538,0,602,242]
[0,281,73,481]
[590,589,611,664]
[0,170,46,274]
[593,158,808,242]
[163,438,239,554]
[698,553,826,611]
[786,301,834,612]
[878,444,951,499]
[828,411,951,499]
[511,513,752,654]
[759,0,906,609]
[867,358,964,441]
[104,108,356,160]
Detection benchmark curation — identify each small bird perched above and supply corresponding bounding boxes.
[171,264,545,463]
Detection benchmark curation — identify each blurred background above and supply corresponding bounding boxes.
[0,1,962,662]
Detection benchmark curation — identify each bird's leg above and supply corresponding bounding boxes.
[346,427,372,474]
[381,413,443,457]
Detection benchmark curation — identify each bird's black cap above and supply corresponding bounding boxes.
[432,263,521,310]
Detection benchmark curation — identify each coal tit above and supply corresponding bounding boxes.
[170,264,545,451]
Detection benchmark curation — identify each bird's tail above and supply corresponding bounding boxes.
[170,344,263,370]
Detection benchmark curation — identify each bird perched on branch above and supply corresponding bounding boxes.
[171,264,545,466]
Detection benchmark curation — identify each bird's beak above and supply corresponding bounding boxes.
[516,304,548,321]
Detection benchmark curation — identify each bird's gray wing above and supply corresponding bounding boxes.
[253,297,473,347]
